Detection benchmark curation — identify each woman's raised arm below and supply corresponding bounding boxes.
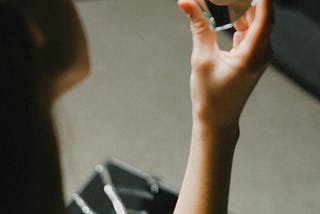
[174,0,274,213]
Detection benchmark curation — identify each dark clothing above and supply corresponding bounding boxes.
[205,0,230,26]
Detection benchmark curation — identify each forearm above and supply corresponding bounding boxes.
[174,117,239,214]
[175,0,273,211]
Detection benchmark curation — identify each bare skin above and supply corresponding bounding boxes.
[201,0,253,24]
[175,0,274,213]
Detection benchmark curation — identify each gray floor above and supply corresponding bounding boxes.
[56,0,320,213]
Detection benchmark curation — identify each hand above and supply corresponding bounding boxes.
[178,0,274,142]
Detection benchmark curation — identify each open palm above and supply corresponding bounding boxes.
[178,0,274,132]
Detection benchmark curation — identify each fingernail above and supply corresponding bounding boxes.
[178,0,193,16]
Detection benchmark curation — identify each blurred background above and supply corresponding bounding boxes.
[56,0,320,213]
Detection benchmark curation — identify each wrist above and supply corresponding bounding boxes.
[180,117,237,214]
[191,115,240,151]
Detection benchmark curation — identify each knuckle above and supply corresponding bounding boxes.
[191,55,214,75]
[190,18,209,35]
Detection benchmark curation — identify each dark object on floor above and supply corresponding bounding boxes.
[67,158,178,214]
[271,1,320,99]
[67,158,237,214]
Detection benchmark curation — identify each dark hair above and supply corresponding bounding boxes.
[1,1,66,213]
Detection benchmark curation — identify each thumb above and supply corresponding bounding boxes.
[177,0,218,54]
